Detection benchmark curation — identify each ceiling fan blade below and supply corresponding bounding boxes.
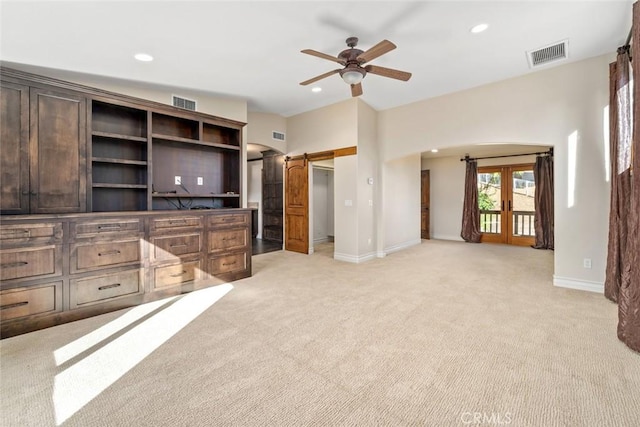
[356,40,396,64]
[351,83,363,97]
[301,49,345,65]
[299,69,340,86]
[364,65,412,81]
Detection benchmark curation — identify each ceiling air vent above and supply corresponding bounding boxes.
[272,131,285,141]
[172,95,197,111]
[527,40,568,68]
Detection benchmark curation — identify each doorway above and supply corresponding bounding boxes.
[421,170,430,239]
[477,164,535,246]
[311,161,335,256]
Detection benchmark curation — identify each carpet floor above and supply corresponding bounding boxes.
[1,240,639,426]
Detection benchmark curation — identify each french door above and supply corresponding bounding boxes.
[477,164,536,246]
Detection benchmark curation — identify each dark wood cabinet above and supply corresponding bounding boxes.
[0,82,29,214]
[0,82,86,214]
[262,150,284,242]
[0,68,252,339]
[0,209,251,338]
[30,88,87,213]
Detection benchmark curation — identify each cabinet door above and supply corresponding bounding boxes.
[0,82,30,214]
[30,88,87,213]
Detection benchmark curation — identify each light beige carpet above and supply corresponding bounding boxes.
[1,240,639,426]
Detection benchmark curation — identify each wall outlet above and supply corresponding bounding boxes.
[174,176,181,185]
[345,199,353,207]
[369,199,373,206]
[197,177,203,185]
[583,258,592,269]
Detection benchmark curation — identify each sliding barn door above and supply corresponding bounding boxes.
[284,157,309,254]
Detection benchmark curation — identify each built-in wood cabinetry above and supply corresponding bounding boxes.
[0,67,251,338]
[1,81,86,214]
[0,209,251,338]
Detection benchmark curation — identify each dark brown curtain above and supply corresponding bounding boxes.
[460,160,481,243]
[532,154,554,250]
[605,48,632,303]
[617,1,640,353]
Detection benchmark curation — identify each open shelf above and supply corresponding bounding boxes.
[152,113,198,140]
[152,193,239,198]
[92,131,147,142]
[93,183,148,189]
[92,157,148,166]
[202,122,240,147]
[92,101,147,138]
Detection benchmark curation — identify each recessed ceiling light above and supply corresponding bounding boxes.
[311,87,322,93]
[431,149,439,153]
[134,53,154,62]
[470,23,489,34]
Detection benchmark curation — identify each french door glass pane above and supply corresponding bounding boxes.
[511,169,535,237]
[478,172,501,234]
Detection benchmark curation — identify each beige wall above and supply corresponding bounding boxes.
[379,53,614,289]
[286,98,357,156]
[356,100,378,259]
[247,112,287,153]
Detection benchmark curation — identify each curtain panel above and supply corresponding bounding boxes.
[460,160,482,243]
[605,48,632,303]
[617,1,640,353]
[532,155,554,250]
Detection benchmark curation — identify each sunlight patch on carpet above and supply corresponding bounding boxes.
[53,284,233,425]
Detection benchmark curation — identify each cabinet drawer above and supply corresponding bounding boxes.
[151,233,201,261]
[208,229,248,253]
[70,269,143,308]
[0,223,62,247]
[208,213,248,227]
[0,282,62,321]
[151,216,202,232]
[152,260,202,290]
[71,240,140,273]
[73,219,142,238]
[209,253,247,275]
[0,245,61,281]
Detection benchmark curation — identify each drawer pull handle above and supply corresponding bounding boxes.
[0,301,29,310]
[169,220,187,225]
[222,261,237,266]
[1,261,28,268]
[170,244,187,248]
[98,283,121,291]
[98,225,121,230]
[98,250,121,256]
[170,270,188,277]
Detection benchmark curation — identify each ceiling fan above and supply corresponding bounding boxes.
[299,37,412,97]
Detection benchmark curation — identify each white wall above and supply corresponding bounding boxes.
[356,100,378,260]
[333,155,359,262]
[379,53,614,289]
[312,167,328,242]
[247,160,263,239]
[247,112,287,153]
[382,154,422,254]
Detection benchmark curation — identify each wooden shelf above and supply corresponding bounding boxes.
[152,134,240,150]
[92,157,148,166]
[92,131,147,142]
[93,183,148,189]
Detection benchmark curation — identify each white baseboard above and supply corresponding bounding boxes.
[334,252,376,264]
[553,275,604,294]
[432,234,464,242]
[313,237,329,244]
[383,239,422,256]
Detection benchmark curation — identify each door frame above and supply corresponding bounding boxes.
[284,146,356,254]
[478,163,536,247]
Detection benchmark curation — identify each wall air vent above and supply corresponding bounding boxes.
[172,95,197,111]
[527,40,568,68]
[272,131,285,141]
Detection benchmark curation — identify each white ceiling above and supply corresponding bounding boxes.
[0,1,631,118]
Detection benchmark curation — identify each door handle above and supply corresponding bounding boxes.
[508,200,512,211]
[501,201,505,211]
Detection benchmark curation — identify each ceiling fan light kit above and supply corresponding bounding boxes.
[300,36,411,97]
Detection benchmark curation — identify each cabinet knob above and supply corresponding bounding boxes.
[22,190,29,195]
[30,191,37,196]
